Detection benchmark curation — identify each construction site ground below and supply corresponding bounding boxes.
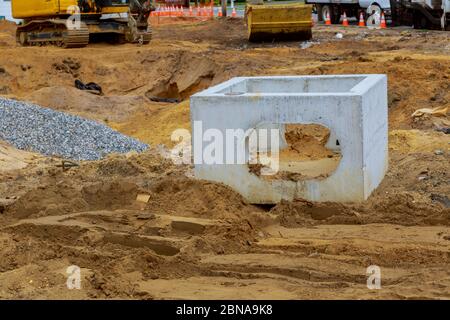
[0,18,449,299]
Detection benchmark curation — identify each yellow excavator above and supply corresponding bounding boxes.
[12,0,153,48]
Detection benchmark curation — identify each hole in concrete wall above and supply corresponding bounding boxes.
[248,124,342,181]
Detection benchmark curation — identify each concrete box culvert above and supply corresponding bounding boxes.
[190,75,388,203]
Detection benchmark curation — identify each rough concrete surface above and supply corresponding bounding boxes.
[191,75,388,203]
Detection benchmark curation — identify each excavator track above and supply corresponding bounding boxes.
[16,19,152,48]
[61,25,90,48]
[16,19,90,48]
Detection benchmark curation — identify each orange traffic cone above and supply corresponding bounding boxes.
[231,7,237,18]
[189,6,193,16]
[380,12,387,28]
[358,12,365,27]
[218,9,223,17]
[325,12,331,25]
[342,11,349,26]
[197,6,201,17]
[210,7,214,18]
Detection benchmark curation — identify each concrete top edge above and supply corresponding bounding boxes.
[191,74,387,97]
[190,92,362,99]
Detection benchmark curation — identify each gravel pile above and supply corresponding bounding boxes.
[0,97,148,161]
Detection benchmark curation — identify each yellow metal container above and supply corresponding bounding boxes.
[246,3,313,42]
[12,0,78,19]
[12,0,128,19]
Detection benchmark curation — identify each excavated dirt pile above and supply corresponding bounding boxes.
[0,19,449,299]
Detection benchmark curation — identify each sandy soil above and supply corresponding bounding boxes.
[0,18,449,299]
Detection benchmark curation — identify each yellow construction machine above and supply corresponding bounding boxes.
[246,1,313,42]
[12,0,153,48]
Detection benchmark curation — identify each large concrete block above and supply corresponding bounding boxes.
[190,75,388,203]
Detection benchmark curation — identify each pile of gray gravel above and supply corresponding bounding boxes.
[0,97,148,161]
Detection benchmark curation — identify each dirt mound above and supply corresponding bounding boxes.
[6,183,86,219]
[152,17,246,45]
[0,21,15,48]
[0,20,16,36]
[4,151,258,220]
[272,150,449,228]
[81,180,139,211]
[6,178,139,219]
[274,192,449,228]
[144,50,217,100]
[96,157,143,176]
[2,150,185,219]
[25,86,147,122]
[146,176,260,219]
[389,129,449,153]
[0,141,40,172]
[362,191,449,225]
[110,100,191,147]
[273,200,359,227]
[304,55,450,130]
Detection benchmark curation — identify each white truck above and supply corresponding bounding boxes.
[395,0,450,29]
[306,0,392,24]
[306,0,450,29]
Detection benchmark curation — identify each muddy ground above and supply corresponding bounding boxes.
[0,18,449,299]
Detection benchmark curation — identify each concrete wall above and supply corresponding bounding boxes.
[190,75,388,204]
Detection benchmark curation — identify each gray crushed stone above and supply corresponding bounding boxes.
[0,97,148,161]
